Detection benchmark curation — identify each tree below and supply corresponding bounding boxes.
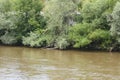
[14,0,46,45]
[68,0,112,50]
[43,0,78,49]
[0,0,45,45]
[0,0,20,44]
[0,12,19,44]
[109,2,120,49]
[21,0,46,47]
[15,0,45,37]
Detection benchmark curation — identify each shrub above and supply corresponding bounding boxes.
[0,32,17,44]
[22,31,46,47]
[68,23,92,48]
[55,36,70,49]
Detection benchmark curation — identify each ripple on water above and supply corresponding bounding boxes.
[0,46,120,80]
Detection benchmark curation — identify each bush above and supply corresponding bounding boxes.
[110,2,120,44]
[89,29,110,40]
[89,29,112,49]
[68,23,92,48]
[22,31,46,47]
[0,11,20,44]
[55,36,70,49]
[0,32,17,44]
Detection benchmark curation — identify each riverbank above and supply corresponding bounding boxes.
[0,44,119,52]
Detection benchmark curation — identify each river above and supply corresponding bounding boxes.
[0,46,120,80]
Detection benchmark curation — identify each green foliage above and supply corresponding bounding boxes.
[89,29,110,40]
[43,0,78,48]
[0,0,12,13]
[0,12,18,30]
[110,1,120,44]
[68,0,115,49]
[15,0,45,37]
[0,0,15,44]
[55,36,70,49]
[68,23,92,48]
[0,32,17,44]
[16,0,45,45]
[89,29,112,49]
[0,0,119,51]
[0,0,45,45]
[81,0,108,22]
[0,11,20,44]
[22,31,46,47]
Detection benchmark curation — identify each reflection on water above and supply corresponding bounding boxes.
[0,46,120,80]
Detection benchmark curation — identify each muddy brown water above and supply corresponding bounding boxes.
[0,46,120,80]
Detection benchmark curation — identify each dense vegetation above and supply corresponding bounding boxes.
[0,0,120,51]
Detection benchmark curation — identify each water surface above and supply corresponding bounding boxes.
[0,46,120,80]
